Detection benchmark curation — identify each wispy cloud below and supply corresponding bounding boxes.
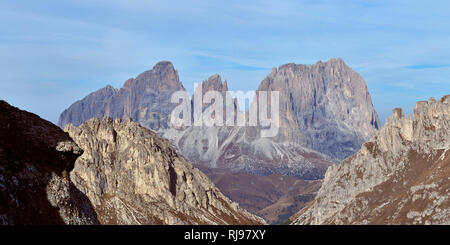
[407,64,450,70]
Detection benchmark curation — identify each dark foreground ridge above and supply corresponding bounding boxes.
[0,100,99,224]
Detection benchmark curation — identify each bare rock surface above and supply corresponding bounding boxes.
[292,95,450,225]
[58,61,185,132]
[162,73,334,179]
[256,58,380,161]
[58,59,378,180]
[65,117,265,225]
[0,100,99,225]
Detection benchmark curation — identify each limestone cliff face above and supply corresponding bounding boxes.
[65,117,265,225]
[58,61,185,131]
[292,95,450,225]
[257,58,380,160]
[0,100,99,225]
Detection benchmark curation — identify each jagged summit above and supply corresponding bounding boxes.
[65,117,265,225]
[124,60,184,92]
[128,61,176,80]
[292,95,450,225]
[200,74,228,92]
[58,60,186,130]
[276,58,346,71]
[153,60,175,70]
[103,84,118,91]
[258,58,380,160]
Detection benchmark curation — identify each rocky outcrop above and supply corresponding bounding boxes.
[65,117,265,225]
[0,100,99,225]
[292,95,450,225]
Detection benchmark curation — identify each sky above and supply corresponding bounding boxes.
[0,0,449,124]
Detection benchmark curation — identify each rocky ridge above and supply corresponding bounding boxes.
[65,117,265,225]
[292,95,450,225]
[0,100,99,224]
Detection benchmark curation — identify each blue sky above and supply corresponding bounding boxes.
[0,0,449,124]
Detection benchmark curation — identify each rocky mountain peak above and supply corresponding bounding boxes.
[58,61,187,131]
[65,117,265,225]
[153,60,175,71]
[191,74,237,115]
[257,58,380,160]
[196,74,228,93]
[326,57,345,66]
[292,95,449,225]
[392,107,404,119]
[123,60,184,92]
[103,84,118,93]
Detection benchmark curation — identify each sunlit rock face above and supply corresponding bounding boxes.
[65,117,266,225]
[292,95,450,225]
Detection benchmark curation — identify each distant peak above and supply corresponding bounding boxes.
[207,74,222,83]
[277,63,297,70]
[325,58,352,70]
[104,84,117,91]
[310,58,347,68]
[327,57,344,64]
[89,84,118,96]
[275,58,348,72]
[392,108,403,119]
[153,60,174,70]
[123,60,183,92]
[200,74,228,92]
[133,61,176,79]
[223,80,228,91]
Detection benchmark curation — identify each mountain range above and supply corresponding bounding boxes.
[1,58,447,225]
[57,58,380,223]
[0,100,264,224]
[59,58,379,179]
